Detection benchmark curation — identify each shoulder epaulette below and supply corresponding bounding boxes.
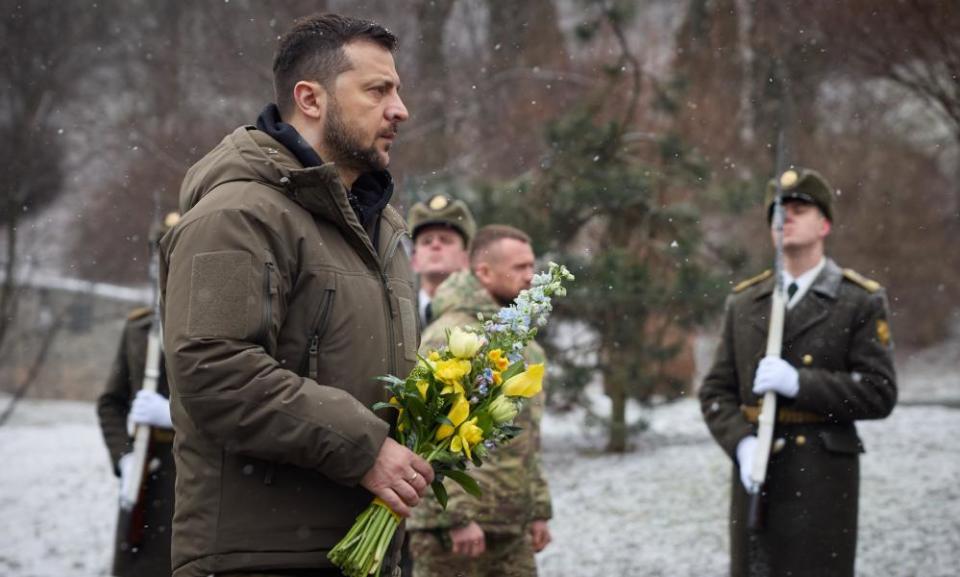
[127,307,152,321]
[733,269,772,293]
[842,268,882,293]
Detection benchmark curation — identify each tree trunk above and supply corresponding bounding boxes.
[0,220,19,351]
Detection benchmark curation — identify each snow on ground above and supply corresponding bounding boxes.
[1,389,958,577]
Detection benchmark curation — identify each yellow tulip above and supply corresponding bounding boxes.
[448,327,483,359]
[502,363,545,398]
[450,417,484,459]
[436,395,470,441]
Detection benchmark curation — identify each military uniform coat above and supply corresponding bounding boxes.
[698,259,897,577]
[96,309,174,577]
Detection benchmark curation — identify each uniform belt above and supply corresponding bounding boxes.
[151,428,175,443]
[740,404,825,425]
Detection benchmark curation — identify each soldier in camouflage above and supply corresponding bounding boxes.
[408,225,552,577]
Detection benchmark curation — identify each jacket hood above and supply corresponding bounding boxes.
[430,270,500,320]
[180,127,302,213]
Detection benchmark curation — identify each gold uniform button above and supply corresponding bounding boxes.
[795,435,807,446]
[802,354,813,366]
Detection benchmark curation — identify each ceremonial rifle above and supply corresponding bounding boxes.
[747,131,787,531]
[117,233,164,547]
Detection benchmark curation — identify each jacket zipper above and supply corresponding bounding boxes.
[379,228,404,377]
[299,288,336,378]
[256,262,274,349]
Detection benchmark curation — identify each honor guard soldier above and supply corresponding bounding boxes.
[97,211,180,577]
[698,168,897,577]
[407,194,476,327]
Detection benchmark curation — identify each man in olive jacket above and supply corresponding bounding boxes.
[408,225,553,577]
[699,168,897,577]
[160,14,433,577]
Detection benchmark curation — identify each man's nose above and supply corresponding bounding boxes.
[386,94,409,123]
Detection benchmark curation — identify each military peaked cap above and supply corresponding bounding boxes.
[765,167,835,222]
[407,194,477,244]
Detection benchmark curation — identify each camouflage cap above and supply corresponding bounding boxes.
[407,194,477,244]
[764,167,835,222]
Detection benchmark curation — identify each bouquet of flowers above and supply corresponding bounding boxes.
[328,262,574,577]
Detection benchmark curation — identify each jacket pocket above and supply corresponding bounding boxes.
[299,288,336,379]
[818,430,864,455]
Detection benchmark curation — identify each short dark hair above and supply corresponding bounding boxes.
[469,225,532,266]
[273,13,397,118]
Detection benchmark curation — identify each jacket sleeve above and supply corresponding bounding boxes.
[791,290,897,420]
[162,207,388,486]
[698,295,753,458]
[96,321,134,475]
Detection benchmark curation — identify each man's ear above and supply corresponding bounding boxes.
[473,261,491,285]
[821,218,832,238]
[292,80,327,120]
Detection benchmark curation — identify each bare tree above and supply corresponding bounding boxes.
[0,1,115,349]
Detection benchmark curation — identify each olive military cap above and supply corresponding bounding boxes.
[407,194,477,244]
[764,167,835,222]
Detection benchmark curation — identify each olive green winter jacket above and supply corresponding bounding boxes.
[160,126,419,576]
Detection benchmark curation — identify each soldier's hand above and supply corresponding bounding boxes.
[450,521,485,558]
[360,437,434,518]
[736,435,758,492]
[529,519,551,552]
[130,390,173,428]
[752,357,799,398]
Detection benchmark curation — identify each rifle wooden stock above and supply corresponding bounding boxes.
[748,137,788,532]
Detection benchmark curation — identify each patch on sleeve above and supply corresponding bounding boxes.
[876,319,891,347]
[187,251,252,339]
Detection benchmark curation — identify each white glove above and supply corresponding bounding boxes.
[752,356,799,398]
[736,435,757,492]
[130,389,173,429]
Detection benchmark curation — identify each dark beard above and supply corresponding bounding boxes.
[324,97,387,174]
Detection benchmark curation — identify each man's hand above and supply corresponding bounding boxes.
[736,435,758,492]
[360,437,434,518]
[529,519,551,552]
[752,357,799,398]
[450,521,485,558]
[130,389,173,428]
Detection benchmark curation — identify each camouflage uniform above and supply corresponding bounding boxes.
[407,270,552,577]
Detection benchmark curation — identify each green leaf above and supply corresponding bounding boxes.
[501,360,525,381]
[431,480,449,510]
[371,401,397,412]
[443,470,482,498]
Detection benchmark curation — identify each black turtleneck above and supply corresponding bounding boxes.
[255,104,394,245]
